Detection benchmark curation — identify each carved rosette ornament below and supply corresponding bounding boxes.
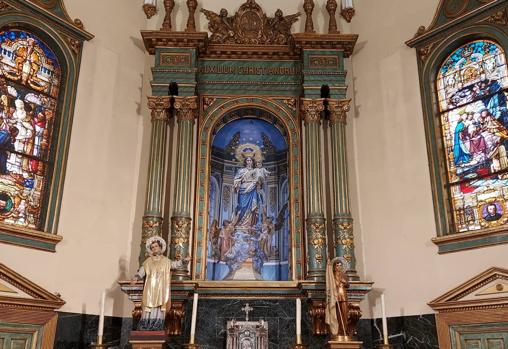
[174,96,198,122]
[326,0,339,34]
[328,99,351,126]
[201,0,301,45]
[482,9,508,26]
[147,96,171,122]
[301,98,325,124]
[163,0,175,30]
[186,0,198,32]
[303,0,315,33]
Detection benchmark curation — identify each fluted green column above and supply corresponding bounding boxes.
[329,99,357,279]
[169,96,198,280]
[140,96,171,265]
[301,98,327,281]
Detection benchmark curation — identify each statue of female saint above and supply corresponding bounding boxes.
[131,236,189,331]
[325,257,350,341]
[233,156,262,231]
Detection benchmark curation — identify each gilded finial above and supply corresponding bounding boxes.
[303,0,315,33]
[326,0,338,33]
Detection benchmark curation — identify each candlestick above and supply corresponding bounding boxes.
[97,290,105,344]
[381,294,388,345]
[189,293,199,344]
[296,298,302,344]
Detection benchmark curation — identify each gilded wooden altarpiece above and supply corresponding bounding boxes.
[121,0,373,341]
[0,0,93,252]
[408,0,508,253]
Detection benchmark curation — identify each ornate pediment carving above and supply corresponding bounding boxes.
[200,0,301,45]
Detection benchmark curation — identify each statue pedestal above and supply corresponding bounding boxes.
[129,331,166,349]
[328,340,363,349]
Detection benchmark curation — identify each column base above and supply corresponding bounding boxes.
[129,331,166,349]
[327,340,362,349]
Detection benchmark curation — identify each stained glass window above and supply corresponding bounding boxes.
[0,29,61,229]
[437,40,508,233]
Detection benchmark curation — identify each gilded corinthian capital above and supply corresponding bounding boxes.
[174,96,198,122]
[147,96,171,122]
[328,99,351,126]
[301,98,325,124]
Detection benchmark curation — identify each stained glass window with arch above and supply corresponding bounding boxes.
[0,29,60,229]
[437,40,508,233]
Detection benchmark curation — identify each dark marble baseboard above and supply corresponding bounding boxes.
[54,309,438,349]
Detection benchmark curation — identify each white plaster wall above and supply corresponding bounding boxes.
[0,0,506,321]
[348,0,508,318]
[0,0,151,317]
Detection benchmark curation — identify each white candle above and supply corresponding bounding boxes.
[189,293,199,344]
[342,0,353,9]
[143,0,156,5]
[381,294,388,345]
[98,290,106,337]
[296,298,302,344]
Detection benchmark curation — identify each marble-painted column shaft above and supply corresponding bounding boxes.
[140,96,171,265]
[169,96,198,280]
[329,99,357,278]
[301,98,327,280]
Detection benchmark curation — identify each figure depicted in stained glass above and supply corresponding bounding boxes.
[131,236,189,331]
[0,30,60,229]
[0,126,18,174]
[436,40,508,232]
[484,202,502,221]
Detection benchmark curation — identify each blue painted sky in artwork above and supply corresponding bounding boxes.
[212,118,287,151]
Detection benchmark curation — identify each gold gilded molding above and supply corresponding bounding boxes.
[200,0,301,45]
[328,99,351,126]
[308,221,326,265]
[417,41,439,63]
[481,8,508,25]
[170,217,191,260]
[301,98,324,124]
[167,300,185,335]
[147,96,171,122]
[309,55,339,69]
[160,53,191,67]
[309,299,327,335]
[174,96,198,122]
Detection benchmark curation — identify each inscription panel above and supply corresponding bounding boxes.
[160,53,191,67]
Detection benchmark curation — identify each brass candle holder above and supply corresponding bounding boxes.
[89,336,107,349]
[375,344,394,349]
[183,344,200,349]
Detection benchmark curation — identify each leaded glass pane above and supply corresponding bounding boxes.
[438,40,508,232]
[0,29,60,229]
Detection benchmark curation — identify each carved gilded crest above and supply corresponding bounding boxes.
[201,0,300,45]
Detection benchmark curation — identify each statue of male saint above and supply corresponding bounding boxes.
[325,257,351,341]
[131,236,189,331]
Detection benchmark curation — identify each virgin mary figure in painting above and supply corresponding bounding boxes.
[233,146,264,231]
